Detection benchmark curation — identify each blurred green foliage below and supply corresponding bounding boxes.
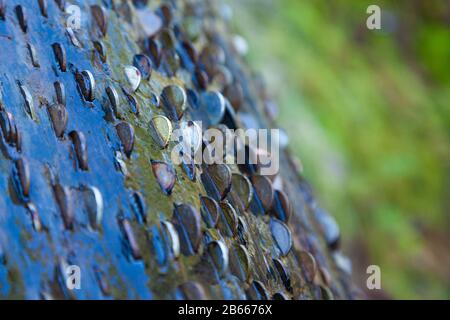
[227,0,450,299]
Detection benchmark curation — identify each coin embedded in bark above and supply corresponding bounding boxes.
[93,266,110,297]
[182,40,198,66]
[160,220,180,258]
[53,184,74,230]
[12,157,30,200]
[199,44,225,77]
[26,202,42,232]
[150,92,160,107]
[318,266,331,287]
[229,244,251,283]
[315,207,340,250]
[82,185,103,230]
[237,216,249,245]
[297,250,317,283]
[272,292,289,300]
[180,157,196,181]
[130,190,146,224]
[136,7,162,37]
[144,38,160,66]
[224,82,244,111]
[115,151,128,176]
[200,195,220,228]
[207,240,229,277]
[124,66,141,92]
[172,203,201,256]
[120,218,142,260]
[18,83,36,120]
[157,4,173,26]
[199,91,225,126]
[54,81,65,105]
[15,5,27,33]
[333,251,352,275]
[47,104,68,138]
[193,68,208,90]
[0,111,17,145]
[229,173,253,212]
[52,43,66,72]
[160,85,186,121]
[270,218,292,256]
[158,27,176,49]
[320,285,334,300]
[149,115,172,148]
[69,130,88,170]
[75,70,95,101]
[211,65,232,90]
[115,121,135,158]
[133,54,152,80]
[271,189,291,223]
[158,50,179,76]
[200,164,232,201]
[250,175,274,214]
[232,34,249,56]
[218,201,238,236]
[93,40,107,62]
[106,85,119,116]
[27,43,40,68]
[150,224,170,270]
[176,281,207,300]
[187,88,199,110]
[91,5,108,37]
[121,88,140,115]
[246,280,269,300]
[54,0,65,11]
[273,258,291,292]
[151,160,176,195]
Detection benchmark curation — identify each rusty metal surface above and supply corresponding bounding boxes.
[0,0,356,299]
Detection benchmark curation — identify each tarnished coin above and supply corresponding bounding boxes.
[133,54,152,80]
[228,173,253,212]
[149,115,172,148]
[47,104,68,138]
[160,85,186,121]
[91,5,108,37]
[75,70,96,102]
[52,43,66,72]
[270,218,292,256]
[81,185,103,230]
[172,203,201,256]
[69,130,88,170]
[200,195,220,228]
[229,244,251,283]
[271,190,291,223]
[151,160,176,195]
[115,121,135,158]
[12,157,30,200]
[200,164,232,201]
[175,281,207,300]
[124,66,141,92]
[207,240,229,277]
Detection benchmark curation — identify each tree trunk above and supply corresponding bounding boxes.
[0,0,356,299]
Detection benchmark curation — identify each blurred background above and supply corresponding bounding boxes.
[226,0,450,299]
